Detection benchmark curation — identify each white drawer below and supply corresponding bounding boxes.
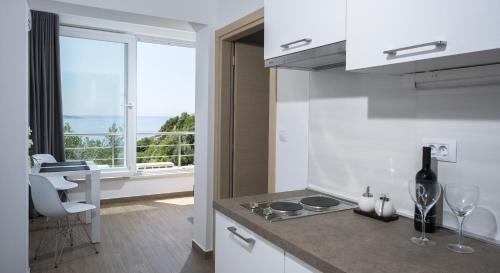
[215,211,285,273]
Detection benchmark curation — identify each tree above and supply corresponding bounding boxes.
[137,112,195,166]
[160,112,195,132]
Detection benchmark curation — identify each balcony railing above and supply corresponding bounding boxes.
[136,131,195,169]
[63,131,194,169]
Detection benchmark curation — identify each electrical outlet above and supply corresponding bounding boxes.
[422,138,457,163]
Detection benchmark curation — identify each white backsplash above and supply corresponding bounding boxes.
[275,69,310,192]
[307,67,500,242]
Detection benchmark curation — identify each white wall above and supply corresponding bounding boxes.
[67,174,194,201]
[215,0,263,28]
[29,0,198,43]
[48,0,215,25]
[193,24,215,252]
[275,69,310,192]
[308,67,500,242]
[0,0,29,272]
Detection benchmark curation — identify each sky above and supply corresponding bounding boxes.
[60,36,196,118]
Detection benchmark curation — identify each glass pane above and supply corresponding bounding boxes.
[136,42,195,171]
[60,36,127,168]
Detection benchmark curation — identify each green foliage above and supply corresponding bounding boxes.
[64,112,195,167]
[137,112,195,166]
[64,122,125,167]
[160,112,195,132]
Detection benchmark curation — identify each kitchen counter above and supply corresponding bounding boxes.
[213,190,500,273]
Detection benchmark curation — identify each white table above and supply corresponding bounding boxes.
[31,161,101,243]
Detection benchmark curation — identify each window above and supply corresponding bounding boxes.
[59,27,196,174]
[60,35,129,169]
[136,42,196,171]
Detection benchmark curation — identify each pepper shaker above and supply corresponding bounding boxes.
[375,194,396,217]
[358,186,375,213]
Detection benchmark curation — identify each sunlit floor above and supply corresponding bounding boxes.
[29,196,214,273]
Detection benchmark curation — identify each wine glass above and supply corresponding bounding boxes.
[444,184,480,253]
[408,179,442,246]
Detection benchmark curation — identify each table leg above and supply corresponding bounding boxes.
[85,174,92,224]
[85,172,100,243]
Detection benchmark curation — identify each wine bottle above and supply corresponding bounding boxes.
[414,146,438,233]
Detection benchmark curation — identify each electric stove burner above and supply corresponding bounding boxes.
[300,196,340,211]
[241,194,356,222]
[269,201,303,216]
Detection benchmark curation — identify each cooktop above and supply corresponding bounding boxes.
[241,194,356,222]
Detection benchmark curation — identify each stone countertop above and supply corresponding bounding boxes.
[213,190,500,273]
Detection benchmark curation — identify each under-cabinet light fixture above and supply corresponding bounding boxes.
[402,63,500,90]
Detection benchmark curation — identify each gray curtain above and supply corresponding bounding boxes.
[29,10,65,161]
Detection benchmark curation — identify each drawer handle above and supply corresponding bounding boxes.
[227,226,255,244]
[280,38,312,49]
[383,40,447,55]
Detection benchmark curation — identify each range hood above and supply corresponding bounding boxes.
[264,41,346,71]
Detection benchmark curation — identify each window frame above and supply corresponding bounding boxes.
[60,26,137,175]
[59,27,197,178]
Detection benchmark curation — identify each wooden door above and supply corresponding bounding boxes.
[231,42,269,197]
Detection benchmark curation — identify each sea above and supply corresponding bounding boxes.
[63,115,169,139]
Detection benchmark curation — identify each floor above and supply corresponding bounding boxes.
[29,196,214,273]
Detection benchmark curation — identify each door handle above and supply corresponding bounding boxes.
[280,38,312,49]
[383,40,447,55]
[125,102,135,109]
[227,226,255,244]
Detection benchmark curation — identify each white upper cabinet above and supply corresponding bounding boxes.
[264,0,346,60]
[346,0,500,74]
[215,211,285,273]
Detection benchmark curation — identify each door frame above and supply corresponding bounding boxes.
[214,8,277,200]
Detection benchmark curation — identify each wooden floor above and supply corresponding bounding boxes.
[29,197,214,273]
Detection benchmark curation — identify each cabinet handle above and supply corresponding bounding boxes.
[227,227,255,244]
[280,38,312,49]
[383,41,447,55]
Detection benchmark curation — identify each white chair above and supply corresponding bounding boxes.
[29,174,99,268]
[31,154,78,191]
[32,154,58,164]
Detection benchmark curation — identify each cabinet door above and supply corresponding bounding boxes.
[265,0,346,60]
[215,211,285,273]
[346,0,500,73]
[285,253,321,273]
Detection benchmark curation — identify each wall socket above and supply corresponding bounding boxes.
[422,138,457,163]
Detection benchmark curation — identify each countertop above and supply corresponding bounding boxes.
[213,190,500,273]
